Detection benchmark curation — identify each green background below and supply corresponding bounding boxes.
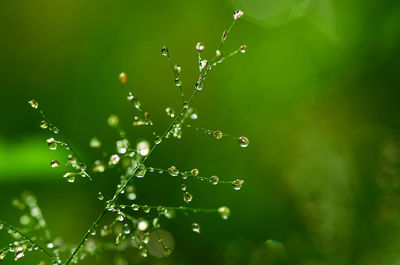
[1,0,400,264]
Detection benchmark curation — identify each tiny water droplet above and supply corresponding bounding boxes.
[174,64,182,75]
[183,192,193,203]
[216,50,222,59]
[40,120,49,129]
[89,137,101,148]
[233,10,244,20]
[191,168,199,176]
[107,114,119,127]
[50,160,60,168]
[47,138,57,150]
[15,252,24,260]
[210,175,219,185]
[97,192,104,201]
[213,131,223,140]
[28,100,38,109]
[218,206,231,220]
[139,245,148,257]
[168,166,179,176]
[192,223,200,234]
[135,164,147,178]
[161,46,168,56]
[119,72,128,83]
[196,42,205,52]
[195,80,203,91]
[63,172,75,183]
[165,107,175,117]
[154,136,162,145]
[181,184,186,191]
[232,179,244,190]
[240,45,247,53]
[238,136,249,147]
[200,60,208,71]
[123,223,131,234]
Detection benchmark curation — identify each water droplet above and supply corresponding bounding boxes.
[47,138,57,150]
[137,141,150,156]
[181,184,186,191]
[0,222,3,230]
[161,46,168,56]
[163,247,172,257]
[92,160,105,173]
[233,10,244,20]
[119,72,128,83]
[15,252,24,260]
[195,42,205,52]
[175,77,182,87]
[238,136,249,147]
[174,64,182,75]
[218,206,231,220]
[195,80,203,90]
[154,136,162,145]
[28,100,38,109]
[232,179,244,190]
[100,225,109,237]
[139,245,148,257]
[168,166,179,176]
[50,160,60,168]
[222,30,227,41]
[200,60,208,71]
[47,243,54,249]
[213,131,223,140]
[216,50,222,59]
[107,114,119,127]
[138,220,148,231]
[63,172,75,183]
[115,233,123,245]
[164,209,175,219]
[97,192,104,200]
[135,164,147,178]
[40,120,49,129]
[117,214,125,222]
[192,223,200,234]
[240,45,247,53]
[210,175,219,185]
[89,137,101,148]
[109,154,120,165]
[183,192,193,203]
[0,251,7,260]
[165,107,175,117]
[191,168,199,176]
[116,139,129,154]
[123,223,131,234]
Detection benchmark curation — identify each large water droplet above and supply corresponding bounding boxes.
[192,223,200,234]
[168,166,179,176]
[119,72,128,83]
[40,120,49,129]
[232,179,244,190]
[136,164,147,178]
[238,136,249,147]
[63,172,75,183]
[195,42,205,52]
[161,46,168,56]
[28,100,38,109]
[50,160,60,168]
[213,131,223,140]
[210,175,219,185]
[191,168,199,176]
[218,206,231,220]
[183,192,193,203]
[138,220,149,231]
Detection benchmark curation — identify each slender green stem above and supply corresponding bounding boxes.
[166,52,185,103]
[117,204,218,213]
[0,221,54,260]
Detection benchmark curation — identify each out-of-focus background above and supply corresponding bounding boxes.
[1,0,400,264]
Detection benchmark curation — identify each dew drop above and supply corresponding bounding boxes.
[47,138,57,150]
[97,192,104,201]
[216,50,222,59]
[139,245,148,257]
[28,100,38,109]
[50,160,60,168]
[195,42,205,52]
[89,137,101,148]
[0,251,6,260]
[181,184,186,191]
[200,60,208,71]
[191,168,199,176]
[168,166,179,176]
[164,209,175,219]
[107,114,119,127]
[119,72,128,83]
[195,80,203,91]
[175,77,182,87]
[183,192,193,203]
[174,64,182,75]
[138,220,149,231]
[232,179,244,190]
[165,107,175,117]
[218,206,231,220]
[15,252,24,260]
[63,173,75,183]
[154,136,162,145]
[0,222,3,230]
[240,45,247,53]
[92,160,105,173]
[116,139,129,154]
[213,131,223,140]
[137,141,150,156]
[135,164,147,178]
[238,136,249,147]
[210,175,219,185]
[192,223,200,234]
[161,46,168,56]
[40,120,49,129]
[233,10,244,20]
[109,154,120,165]
[123,223,131,235]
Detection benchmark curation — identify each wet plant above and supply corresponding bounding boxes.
[1,10,249,264]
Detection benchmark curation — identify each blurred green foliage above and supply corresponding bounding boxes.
[1,0,400,264]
